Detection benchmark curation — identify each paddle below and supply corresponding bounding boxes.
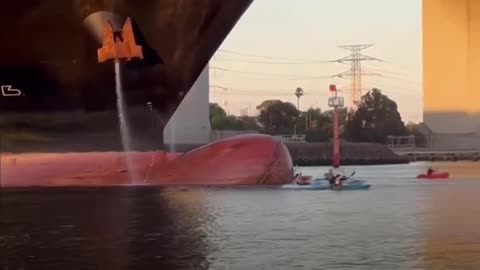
[343,171,356,180]
[319,170,356,182]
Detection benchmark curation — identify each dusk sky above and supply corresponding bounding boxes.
[209,0,422,123]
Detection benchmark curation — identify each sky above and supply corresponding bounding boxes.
[209,0,423,123]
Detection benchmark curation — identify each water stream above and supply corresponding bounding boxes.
[114,59,139,182]
[169,115,177,153]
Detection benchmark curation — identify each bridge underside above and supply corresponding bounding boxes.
[423,0,480,149]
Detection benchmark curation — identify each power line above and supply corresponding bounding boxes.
[332,44,382,107]
[211,85,296,96]
[210,91,293,97]
[212,58,330,65]
[210,66,335,80]
[210,85,340,97]
[212,47,420,103]
[217,49,333,63]
[365,61,420,77]
[211,86,230,114]
[363,68,422,85]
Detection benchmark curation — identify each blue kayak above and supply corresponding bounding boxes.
[281,178,371,191]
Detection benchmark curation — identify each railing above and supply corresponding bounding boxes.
[386,135,416,150]
[390,147,480,161]
[210,130,259,141]
[392,148,480,155]
[274,134,306,143]
[386,144,416,150]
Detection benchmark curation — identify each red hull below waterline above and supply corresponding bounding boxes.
[416,172,450,179]
[1,134,293,187]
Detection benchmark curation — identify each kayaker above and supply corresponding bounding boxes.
[324,169,335,186]
[293,172,302,183]
[334,174,344,187]
[427,168,435,175]
[293,172,300,182]
[325,169,334,181]
[324,168,350,187]
[294,173,311,186]
[326,173,342,187]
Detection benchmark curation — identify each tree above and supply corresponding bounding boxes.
[321,108,348,137]
[298,107,350,142]
[294,87,304,111]
[257,101,299,135]
[223,115,260,131]
[223,115,244,130]
[209,103,260,131]
[293,88,304,134]
[256,100,283,112]
[406,122,426,147]
[344,88,408,143]
[304,108,329,142]
[295,108,321,131]
[209,103,228,129]
[238,116,260,130]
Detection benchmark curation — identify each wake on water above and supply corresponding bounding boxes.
[114,59,140,183]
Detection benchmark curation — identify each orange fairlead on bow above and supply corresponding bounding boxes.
[97,18,144,63]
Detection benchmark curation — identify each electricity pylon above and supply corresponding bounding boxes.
[333,44,382,107]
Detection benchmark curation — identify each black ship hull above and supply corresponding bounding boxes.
[0,0,253,152]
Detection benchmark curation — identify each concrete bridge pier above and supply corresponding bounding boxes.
[423,0,480,150]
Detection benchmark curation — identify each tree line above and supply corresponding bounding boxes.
[210,88,425,145]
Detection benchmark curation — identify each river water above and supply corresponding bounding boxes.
[1,162,480,269]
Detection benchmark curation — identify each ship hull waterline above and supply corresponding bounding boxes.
[1,134,294,187]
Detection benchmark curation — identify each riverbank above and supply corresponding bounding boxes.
[1,129,408,166]
[285,142,409,166]
[164,141,409,166]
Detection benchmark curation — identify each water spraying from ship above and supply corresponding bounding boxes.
[114,59,139,182]
[169,116,177,153]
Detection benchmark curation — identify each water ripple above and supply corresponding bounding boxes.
[1,163,480,269]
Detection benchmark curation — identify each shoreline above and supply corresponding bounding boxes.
[1,139,409,166]
[285,142,409,166]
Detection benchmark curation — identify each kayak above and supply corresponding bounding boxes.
[416,172,450,179]
[281,178,371,190]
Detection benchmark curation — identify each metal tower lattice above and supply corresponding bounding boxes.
[333,44,381,107]
[210,85,229,115]
[222,88,229,115]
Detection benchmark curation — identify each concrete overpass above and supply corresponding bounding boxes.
[423,0,480,149]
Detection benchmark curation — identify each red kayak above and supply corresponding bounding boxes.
[416,172,450,179]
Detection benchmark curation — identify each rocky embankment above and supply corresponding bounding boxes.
[164,141,409,166]
[285,142,409,166]
[1,121,408,166]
